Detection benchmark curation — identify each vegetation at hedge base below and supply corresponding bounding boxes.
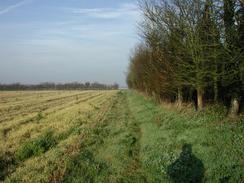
[127,0,244,116]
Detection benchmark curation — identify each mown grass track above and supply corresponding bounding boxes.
[0,90,243,182]
[62,91,147,182]
[61,91,244,183]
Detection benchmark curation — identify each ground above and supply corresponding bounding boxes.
[0,90,243,183]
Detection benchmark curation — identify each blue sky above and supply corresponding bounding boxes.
[0,0,140,87]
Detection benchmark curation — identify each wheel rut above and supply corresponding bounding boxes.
[93,91,147,182]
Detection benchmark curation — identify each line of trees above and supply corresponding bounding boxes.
[127,0,243,116]
[0,82,119,91]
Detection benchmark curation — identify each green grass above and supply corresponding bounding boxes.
[127,91,243,182]
[63,91,243,182]
[15,130,57,162]
[1,90,243,182]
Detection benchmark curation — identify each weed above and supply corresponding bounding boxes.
[36,112,44,122]
[15,130,57,161]
[63,150,110,183]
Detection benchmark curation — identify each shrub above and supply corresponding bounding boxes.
[15,130,57,161]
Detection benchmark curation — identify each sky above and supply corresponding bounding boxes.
[0,0,140,87]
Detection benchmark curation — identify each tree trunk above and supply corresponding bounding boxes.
[177,88,183,107]
[229,96,239,117]
[197,87,204,110]
[214,80,218,102]
[214,61,218,102]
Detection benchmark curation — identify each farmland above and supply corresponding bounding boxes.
[0,90,243,182]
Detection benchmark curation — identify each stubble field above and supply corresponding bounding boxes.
[0,90,243,183]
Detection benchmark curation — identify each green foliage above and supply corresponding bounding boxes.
[15,130,57,161]
[224,0,237,47]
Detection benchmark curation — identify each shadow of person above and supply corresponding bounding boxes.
[167,144,204,183]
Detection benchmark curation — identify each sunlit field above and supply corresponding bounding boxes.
[0,90,117,182]
[0,0,243,182]
[0,90,243,183]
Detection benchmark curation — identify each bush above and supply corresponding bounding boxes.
[15,130,57,161]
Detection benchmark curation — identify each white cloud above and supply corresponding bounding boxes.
[0,2,140,86]
[68,2,139,19]
[0,0,33,15]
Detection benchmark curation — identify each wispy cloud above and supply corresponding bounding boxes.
[0,1,140,86]
[0,0,32,15]
[68,3,139,19]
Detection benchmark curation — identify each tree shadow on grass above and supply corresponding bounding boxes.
[167,144,204,183]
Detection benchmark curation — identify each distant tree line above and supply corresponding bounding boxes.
[0,82,119,91]
[127,0,244,116]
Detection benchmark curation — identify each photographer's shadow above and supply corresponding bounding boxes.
[167,144,204,183]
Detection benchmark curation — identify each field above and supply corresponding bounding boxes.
[0,90,243,182]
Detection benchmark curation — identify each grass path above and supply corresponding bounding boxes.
[1,90,243,182]
[93,91,145,182]
[63,91,243,183]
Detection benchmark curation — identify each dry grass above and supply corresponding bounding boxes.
[0,90,117,182]
[1,90,242,183]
